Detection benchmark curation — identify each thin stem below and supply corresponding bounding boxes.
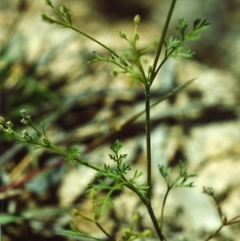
[129,40,148,83]
[159,175,183,229]
[204,225,223,241]
[144,84,167,241]
[227,214,240,224]
[154,47,178,77]
[50,21,120,59]
[150,0,177,84]
[160,187,171,229]
[45,3,121,60]
[95,221,115,241]
[145,203,167,241]
[49,144,104,173]
[52,7,70,25]
[70,26,120,59]
[145,85,152,200]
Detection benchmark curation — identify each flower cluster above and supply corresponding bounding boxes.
[0,116,14,135]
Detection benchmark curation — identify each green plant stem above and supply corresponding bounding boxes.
[50,6,120,58]
[204,217,240,241]
[49,144,104,173]
[155,47,178,76]
[144,84,167,241]
[227,214,240,224]
[204,225,223,241]
[71,26,120,59]
[145,84,152,200]
[204,213,240,240]
[160,187,171,229]
[142,84,167,241]
[160,173,189,228]
[150,0,177,83]
[145,203,167,241]
[95,221,114,241]
[129,40,148,83]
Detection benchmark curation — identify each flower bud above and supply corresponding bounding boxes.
[143,229,152,238]
[148,66,153,74]
[134,15,141,25]
[0,116,4,123]
[203,186,214,196]
[93,212,100,221]
[5,128,13,134]
[123,228,131,235]
[45,0,53,7]
[132,213,139,223]
[41,13,56,24]
[221,215,227,224]
[111,69,119,76]
[22,129,27,136]
[70,209,80,216]
[60,5,72,22]
[42,136,50,146]
[20,109,31,120]
[60,5,67,13]
[6,121,13,128]
[134,33,139,42]
[21,118,28,125]
[119,31,127,39]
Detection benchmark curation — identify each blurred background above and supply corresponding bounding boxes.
[1,0,240,240]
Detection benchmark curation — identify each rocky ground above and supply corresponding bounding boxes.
[1,0,240,241]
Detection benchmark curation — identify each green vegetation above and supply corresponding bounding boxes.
[1,0,239,240]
